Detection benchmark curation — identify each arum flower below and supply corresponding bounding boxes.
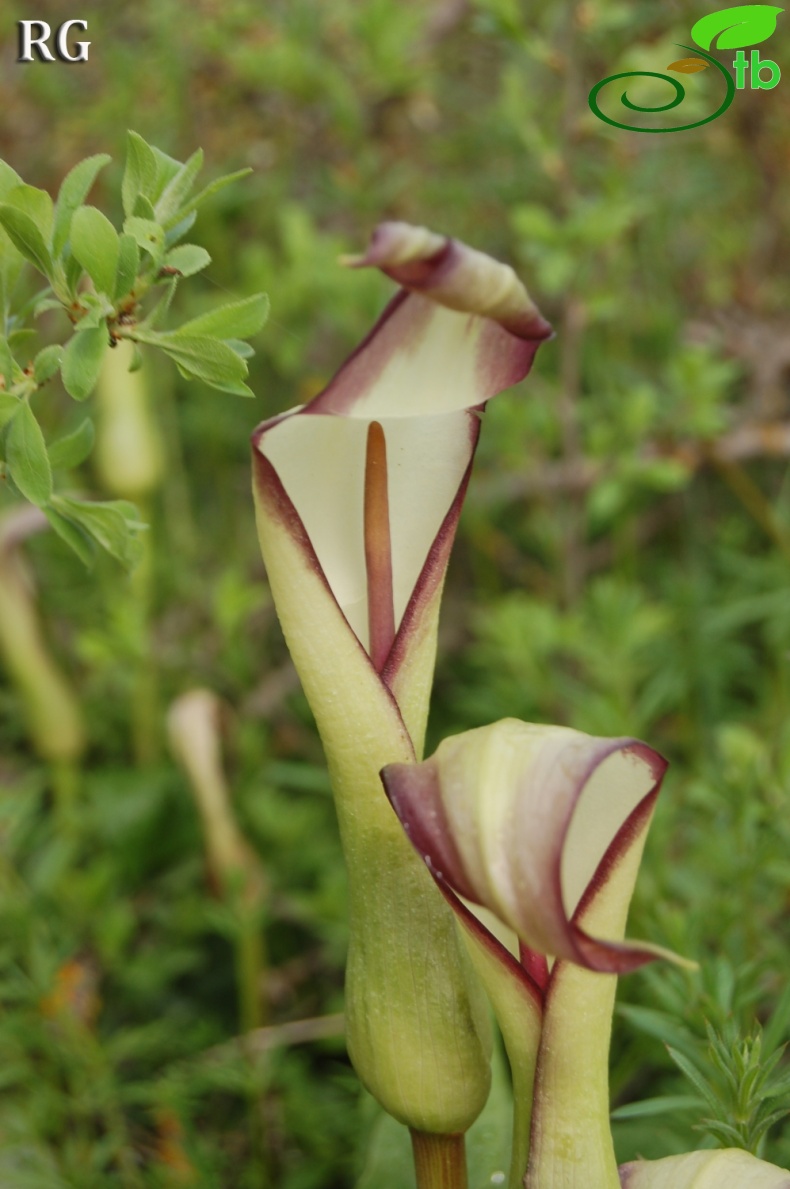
[251,223,551,1136]
[167,689,267,909]
[382,718,687,1188]
[620,1149,790,1188]
[168,689,268,1032]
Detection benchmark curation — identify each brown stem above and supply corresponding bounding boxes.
[364,420,396,670]
[410,1130,468,1189]
[709,454,790,564]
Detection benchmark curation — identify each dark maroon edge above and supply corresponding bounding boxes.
[377,237,456,290]
[306,230,552,417]
[573,743,668,927]
[538,735,644,973]
[302,290,414,416]
[380,761,544,1010]
[545,743,669,979]
[360,229,554,344]
[381,759,478,903]
[438,877,544,1011]
[381,411,482,687]
[519,943,550,993]
[251,442,418,760]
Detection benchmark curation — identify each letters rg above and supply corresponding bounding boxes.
[17,20,90,63]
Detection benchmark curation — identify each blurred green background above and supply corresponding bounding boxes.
[2,0,790,1184]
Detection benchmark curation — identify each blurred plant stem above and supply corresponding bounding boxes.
[129,513,161,766]
[50,758,81,830]
[167,689,269,1033]
[710,455,790,564]
[410,1131,468,1189]
[0,507,86,821]
[94,342,167,764]
[237,924,267,1034]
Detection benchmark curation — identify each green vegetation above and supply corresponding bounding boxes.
[1,0,790,1184]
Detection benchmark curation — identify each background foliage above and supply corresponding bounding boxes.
[2,0,790,1184]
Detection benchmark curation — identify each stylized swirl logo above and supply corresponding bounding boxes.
[588,44,735,133]
[588,5,783,133]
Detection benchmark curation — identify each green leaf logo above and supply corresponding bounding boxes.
[691,4,783,50]
[667,56,711,71]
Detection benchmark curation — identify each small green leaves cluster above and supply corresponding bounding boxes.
[0,132,268,566]
[616,973,790,1157]
[667,1019,790,1155]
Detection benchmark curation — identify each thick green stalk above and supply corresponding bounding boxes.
[411,1131,468,1189]
[51,757,81,831]
[237,922,266,1034]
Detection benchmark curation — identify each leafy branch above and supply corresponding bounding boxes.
[0,132,268,566]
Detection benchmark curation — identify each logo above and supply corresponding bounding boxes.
[17,20,90,63]
[589,4,783,133]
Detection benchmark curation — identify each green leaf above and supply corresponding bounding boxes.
[162,244,210,277]
[136,329,252,395]
[61,326,108,401]
[4,184,54,240]
[72,292,114,331]
[225,338,255,359]
[48,417,94,470]
[52,496,144,569]
[666,1046,722,1113]
[33,296,63,317]
[165,209,197,247]
[122,132,158,218]
[150,146,184,202]
[0,160,23,199]
[173,294,269,340]
[32,344,63,384]
[0,337,15,388]
[52,153,111,256]
[123,217,165,265]
[43,504,95,566]
[7,328,37,354]
[618,1005,698,1059]
[114,234,140,300]
[154,148,203,225]
[132,193,156,220]
[64,250,83,296]
[0,171,25,314]
[6,401,52,505]
[70,206,120,296]
[143,278,177,330]
[691,4,783,49]
[0,205,52,276]
[0,228,23,319]
[0,391,20,428]
[610,1094,702,1121]
[163,168,252,228]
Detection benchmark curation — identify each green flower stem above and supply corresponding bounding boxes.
[410,1131,468,1189]
[129,510,160,765]
[51,757,81,830]
[236,919,266,1034]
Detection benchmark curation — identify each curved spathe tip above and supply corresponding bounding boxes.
[382,719,679,975]
[344,220,554,344]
